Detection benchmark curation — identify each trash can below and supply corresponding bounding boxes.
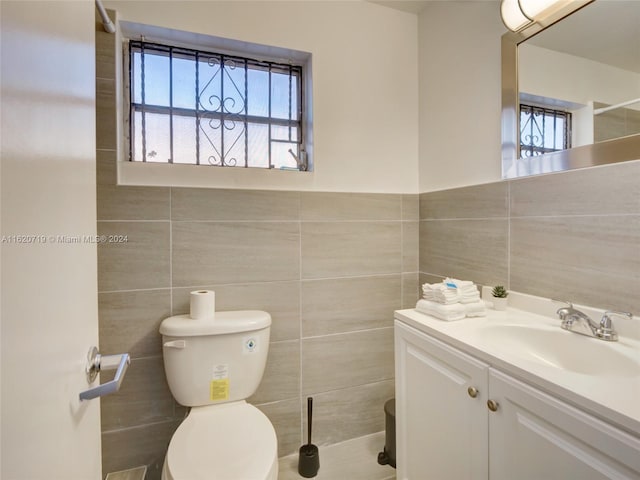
[377,398,396,468]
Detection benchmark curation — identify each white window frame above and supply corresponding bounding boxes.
[117,21,314,189]
[519,103,572,159]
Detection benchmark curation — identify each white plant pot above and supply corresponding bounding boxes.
[492,297,508,311]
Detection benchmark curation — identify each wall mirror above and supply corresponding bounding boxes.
[501,0,640,179]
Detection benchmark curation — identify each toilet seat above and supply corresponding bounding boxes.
[163,401,278,480]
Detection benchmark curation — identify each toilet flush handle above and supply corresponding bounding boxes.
[163,340,186,349]
[79,347,130,401]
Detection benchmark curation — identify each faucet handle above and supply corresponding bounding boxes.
[596,311,631,341]
[601,310,633,329]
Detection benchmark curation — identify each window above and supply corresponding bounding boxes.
[520,104,571,158]
[128,41,307,170]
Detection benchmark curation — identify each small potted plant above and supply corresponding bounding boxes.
[491,285,509,311]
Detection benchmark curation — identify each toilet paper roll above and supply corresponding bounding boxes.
[190,290,216,320]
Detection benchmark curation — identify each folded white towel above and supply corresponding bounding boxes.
[460,289,479,296]
[443,278,480,303]
[416,299,466,321]
[460,297,481,304]
[463,300,487,317]
[459,291,481,304]
[422,283,460,304]
[444,278,474,289]
[442,278,478,293]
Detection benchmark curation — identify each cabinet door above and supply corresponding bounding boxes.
[489,369,640,480]
[395,321,489,480]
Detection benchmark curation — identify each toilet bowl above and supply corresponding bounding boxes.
[162,402,278,480]
[159,310,278,480]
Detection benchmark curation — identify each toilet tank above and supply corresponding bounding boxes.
[159,310,271,407]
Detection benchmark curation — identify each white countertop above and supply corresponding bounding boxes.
[395,300,640,437]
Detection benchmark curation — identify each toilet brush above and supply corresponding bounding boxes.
[298,396,320,478]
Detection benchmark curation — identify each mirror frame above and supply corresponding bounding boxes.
[501,0,640,179]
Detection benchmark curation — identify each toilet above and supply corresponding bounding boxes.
[159,310,278,480]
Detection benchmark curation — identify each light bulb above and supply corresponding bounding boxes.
[518,0,561,20]
[501,0,534,32]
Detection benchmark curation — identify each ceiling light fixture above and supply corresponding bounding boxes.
[500,0,572,32]
[500,0,533,32]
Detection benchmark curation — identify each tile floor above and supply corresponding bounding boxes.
[278,432,396,480]
[104,465,147,480]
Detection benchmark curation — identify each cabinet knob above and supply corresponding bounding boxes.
[467,386,479,398]
[487,399,499,412]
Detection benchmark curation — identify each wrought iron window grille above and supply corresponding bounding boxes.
[128,41,306,170]
[520,104,571,159]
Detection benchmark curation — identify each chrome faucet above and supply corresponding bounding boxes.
[556,302,632,342]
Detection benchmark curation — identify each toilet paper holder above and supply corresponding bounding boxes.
[79,346,130,401]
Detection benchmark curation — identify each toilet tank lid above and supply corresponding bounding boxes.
[160,310,271,336]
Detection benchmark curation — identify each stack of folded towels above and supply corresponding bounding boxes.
[417,278,486,321]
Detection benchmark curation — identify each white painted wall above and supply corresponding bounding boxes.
[1,1,101,478]
[106,0,420,194]
[519,44,640,110]
[520,45,640,147]
[418,1,505,192]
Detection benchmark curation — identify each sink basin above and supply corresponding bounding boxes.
[477,324,640,378]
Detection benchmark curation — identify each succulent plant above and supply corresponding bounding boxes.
[492,285,508,298]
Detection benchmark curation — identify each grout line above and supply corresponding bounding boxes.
[297,191,304,447]
[98,287,171,294]
[96,273,412,295]
[300,273,403,282]
[169,219,405,223]
[301,377,395,399]
[169,279,302,290]
[253,396,301,408]
[268,338,300,346]
[169,187,173,315]
[419,217,508,222]
[97,219,171,223]
[168,188,179,419]
[295,430,387,451]
[507,182,511,290]
[420,213,639,221]
[98,214,638,224]
[399,198,405,309]
[171,219,300,223]
[301,325,394,341]
[102,418,181,435]
[508,213,639,219]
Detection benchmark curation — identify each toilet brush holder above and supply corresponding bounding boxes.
[298,397,319,478]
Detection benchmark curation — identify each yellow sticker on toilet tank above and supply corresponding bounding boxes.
[210,379,229,401]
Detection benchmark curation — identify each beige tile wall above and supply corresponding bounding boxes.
[594,101,640,142]
[97,187,418,477]
[419,160,640,314]
[96,189,418,478]
[96,14,418,477]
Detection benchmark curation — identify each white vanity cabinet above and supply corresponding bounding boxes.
[395,321,489,480]
[489,369,640,480]
[395,319,640,480]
